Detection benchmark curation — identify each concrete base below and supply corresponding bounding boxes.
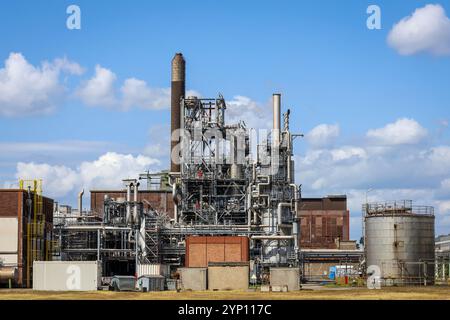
[178,268,207,291]
[260,285,271,292]
[208,266,249,291]
[270,267,300,291]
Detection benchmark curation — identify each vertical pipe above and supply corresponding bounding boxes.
[134,182,139,224]
[172,183,178,223]
[78,189,84,215]
[171,53,186,173]
[97,229,101,261]
[272,94,281,149]
[126,183,133,225]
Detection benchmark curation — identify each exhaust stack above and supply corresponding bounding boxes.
[78,189,84,215]
[273,93,281,149]
[170,53,186,173]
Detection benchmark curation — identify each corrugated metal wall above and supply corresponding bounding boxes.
[298,197,350,249]
[299,210,350,249]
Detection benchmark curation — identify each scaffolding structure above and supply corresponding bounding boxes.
[19,179,52,287]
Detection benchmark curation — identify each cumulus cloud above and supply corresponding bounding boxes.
[306,124,340,148]
[366,118,427,145]
[77,65,187,110]
[121,78,170,110]
[226,95,272,130]
[15,162,79,198]
[15,152,160,199]
[0,140,110,155]
[76,65,118,107]
[143,124,170,159]
[297,119,449,238]
[0,52,83,117]
[387,4,450,56]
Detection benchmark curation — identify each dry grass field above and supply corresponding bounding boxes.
[0,286,449,300]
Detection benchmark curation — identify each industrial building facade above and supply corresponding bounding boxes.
[0,189,53,287]
[90,189,174,219]
[299,195,350,249]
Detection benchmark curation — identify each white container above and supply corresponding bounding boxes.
[33,261,101,291]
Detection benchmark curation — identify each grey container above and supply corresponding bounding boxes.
[270,267,300,291]
[365,204,435,286]
[178,267,207,291]
[137,275,165,292]
[110,276,136,291]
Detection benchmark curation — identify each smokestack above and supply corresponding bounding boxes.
[171,53,186,173]
[78,188,84,215]
[273,93,281,149]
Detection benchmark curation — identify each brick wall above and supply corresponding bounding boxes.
[185,236,249,267]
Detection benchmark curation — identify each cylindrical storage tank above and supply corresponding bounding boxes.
[365,203,435,286]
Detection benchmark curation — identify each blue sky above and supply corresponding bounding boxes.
[1,0,450,239]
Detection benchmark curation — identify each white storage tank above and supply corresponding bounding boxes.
[33,261,101,291]
[364,201,435,286]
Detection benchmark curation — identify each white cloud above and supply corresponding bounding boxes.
[330,146,367,162]
[143,125,170,159]
[226,95,272,130]
[77,65,184,110]
[121,78,170,110]
[0,140,109,155]
[76,65,118,107]
[15,162,79,198]
[15,152,160,199]
[0,52,83,117]
[306,124,340,147]
[388,4,450,56]
[437,200,450,214]
[366,118,427,145]
[441,178,450,189]
[296,122,450,239]
[78,152,159,189]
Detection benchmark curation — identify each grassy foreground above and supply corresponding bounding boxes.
[0,286,449,300]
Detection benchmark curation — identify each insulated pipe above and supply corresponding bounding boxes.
[172,182,178,222]
[133,182,140,224]
[126,183,133,225]
[139,215,146,258]
[286,132,292,183]
[78,189,84,215]
[272,94,281,149]
[277,202,291,231]
[251,235,295,240]
[290,183,300,252]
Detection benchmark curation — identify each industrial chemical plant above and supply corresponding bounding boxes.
[0,53,448,293]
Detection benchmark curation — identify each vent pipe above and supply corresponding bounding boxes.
[273,94,281,149]
[78,189,84,215]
